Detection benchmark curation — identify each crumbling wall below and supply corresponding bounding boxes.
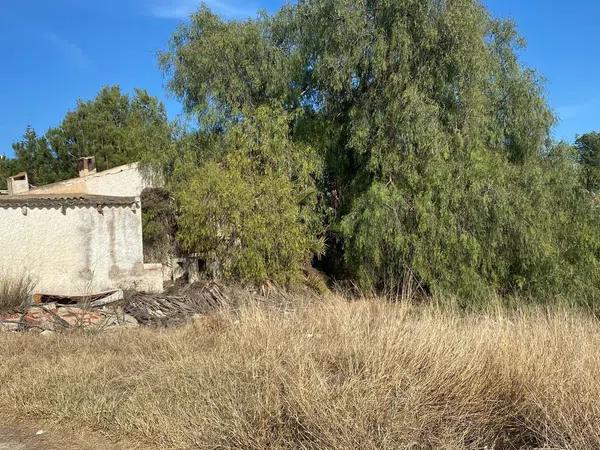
[0,203,163,295]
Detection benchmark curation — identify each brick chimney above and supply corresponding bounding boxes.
[78,156,97,177]
[7,172,29,195]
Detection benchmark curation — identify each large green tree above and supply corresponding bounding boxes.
[48,86,172,178]
[159,0,598,299]
[6,86,172,185]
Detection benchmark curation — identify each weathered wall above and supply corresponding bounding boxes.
[24,163,155,197]
[0,203,162,295]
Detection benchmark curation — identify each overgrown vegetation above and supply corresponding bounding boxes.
[1,4,599,446]
[576,132,600,193]
[1,297,600,448]
[154,0,600,302]
[1,0,598,305]
[141,187,179,264]
[173,106,324,283]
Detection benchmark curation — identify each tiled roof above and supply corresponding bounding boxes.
[0,194,137,208]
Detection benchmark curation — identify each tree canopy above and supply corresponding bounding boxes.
[4,127,57,187]
[2,86,171,187]
[157,0,599,300]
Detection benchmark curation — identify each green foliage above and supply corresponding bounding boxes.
[0,0,595,300]
[5,86,171,185]
[7,127,61,186]
[48,86,172,177]
[161,0,599,300]
[575,132,600,193]
[174,106,324,284]
[141,188,179,263]
[0,156,13,190]
[341,140,600,300]
[160,7,293,126]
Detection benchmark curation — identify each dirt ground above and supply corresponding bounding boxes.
[0,419,124,450]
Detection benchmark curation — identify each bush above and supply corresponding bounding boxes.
[341,145,600,302]
[174,106,324,284]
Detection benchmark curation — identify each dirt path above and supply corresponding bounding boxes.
[0,421,123,450]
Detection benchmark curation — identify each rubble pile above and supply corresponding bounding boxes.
[0,290,138,334]
[0,282,229,333]
[124,281,227,327]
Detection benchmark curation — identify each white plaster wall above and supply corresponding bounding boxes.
[25,163,157,197]
[0,204,162,295]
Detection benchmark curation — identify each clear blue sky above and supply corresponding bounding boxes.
[1,0,599,157]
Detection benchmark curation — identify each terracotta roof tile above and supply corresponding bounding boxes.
[0,194,137,208]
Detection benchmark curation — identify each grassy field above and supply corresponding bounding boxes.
[1,295,599,449]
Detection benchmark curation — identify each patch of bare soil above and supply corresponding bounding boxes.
[0,419,126,450]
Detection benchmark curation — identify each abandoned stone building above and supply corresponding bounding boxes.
[0,158,163,295]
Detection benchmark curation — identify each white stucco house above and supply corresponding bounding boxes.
[0,158,163,295]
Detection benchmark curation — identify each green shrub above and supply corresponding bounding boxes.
[174,106,324,284]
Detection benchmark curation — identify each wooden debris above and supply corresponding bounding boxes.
[124,281,228,327]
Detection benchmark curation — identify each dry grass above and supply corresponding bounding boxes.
[0,271,35,313]
[1,295,600,449]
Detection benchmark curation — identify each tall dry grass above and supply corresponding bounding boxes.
[1,296,599,449]
[0,271,35,313]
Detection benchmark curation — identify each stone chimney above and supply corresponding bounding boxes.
[7,172,29,195]
[78,156,97,177]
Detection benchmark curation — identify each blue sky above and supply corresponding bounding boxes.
[1,0,598,156]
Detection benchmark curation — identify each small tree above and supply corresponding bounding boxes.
[10,127,58,186]
[174,106,324,284]
[0,155,14,190]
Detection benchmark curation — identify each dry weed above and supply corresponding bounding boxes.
[0,271,35,313]
[0,296,599,449]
